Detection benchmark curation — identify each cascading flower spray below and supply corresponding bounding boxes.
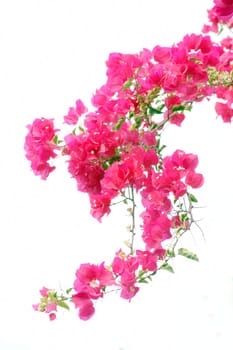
[25,0,233,321]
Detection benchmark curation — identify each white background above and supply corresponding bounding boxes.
[0,0,233,349]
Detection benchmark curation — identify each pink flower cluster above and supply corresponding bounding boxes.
[203,0,233,33]
[32,287,57,321]
[72,263,115,320]
[28,0,233,321]
[57,33,231,225]
[24,118,60,179]
[112,250,158,300]
[71,249,161,320]
[63,99,88,125]
[141,150,203,251]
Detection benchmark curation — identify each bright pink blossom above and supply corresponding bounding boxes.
[106,52,142,92]
[101,155,143,193]
[152,46,172,64]
[215,102,233,123]
[45,303,57,313]
[40,287,49,297]
[72,263,114,319]
[49,313,56,321]
[64,99,88,125]
[136,250,158,271]
[185,171,204,188]
[79,301,95,321]
[141,130,157,146]
[170,113,185,126]
[90,194,112,222]
[141,213,172,251]
[112,253,140,300]
[221,37,233,50]
[24,118,60,179]
[72,293,95,321]
[213,0,233,19]
[74,263,115,299]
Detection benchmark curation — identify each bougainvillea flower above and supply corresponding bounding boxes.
[24,118,60,179]
[214,0,233,19]
[64,99,88,125]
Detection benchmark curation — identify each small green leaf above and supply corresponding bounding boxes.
[149,107,163,115]
[172,105,185,112]
[188,193,198,203]
[38,304,46,312]
[158,144,166,154]
[138,279,149,284]
[48,291,57,300]
[53,135,59,144]
[150,123,158,130]
[40,297,48,303]
[166,249,175,258]
[150,270,157,276]
[133,116,143,129]
[66,288,73,295]
[102,161,109,170]
[123,79,132,91]
[113,117,125,131]
[178,248,199,262]
[137,270,146,279]
[128,111,135,119]
[160,263,174,273]
[57,301,70,311]
[181,213,189,223]
[189,57,201,64]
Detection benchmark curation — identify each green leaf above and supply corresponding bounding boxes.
[138,279,149,284]
[102,161,109,170]
[150,123,158,130]
[166,249,175,258]
[188,193,198,203]
[158,144,166,154]
[189,57,201,64]
[149,106,163,115]
[48,291,57,300]
[128,111,135,119]
[53,135,59,144]
[40,297,48,303]
[66,288,73,294]
[178,248,199,262]
[113,117,125,131]
[137,270,146,279]
[123,79,132,91]
[150,270,157,276]
[172,105,185,112]
[160,263,174,273]
[38,304,46,312]
[181,213,189,223]
[57,300,70,311]
[134,116,143,129]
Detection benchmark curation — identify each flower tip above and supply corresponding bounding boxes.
[49,313,56,321]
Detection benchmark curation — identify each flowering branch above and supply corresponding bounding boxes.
[25,0,233,321]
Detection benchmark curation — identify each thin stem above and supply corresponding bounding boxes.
[129,185,136,255]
